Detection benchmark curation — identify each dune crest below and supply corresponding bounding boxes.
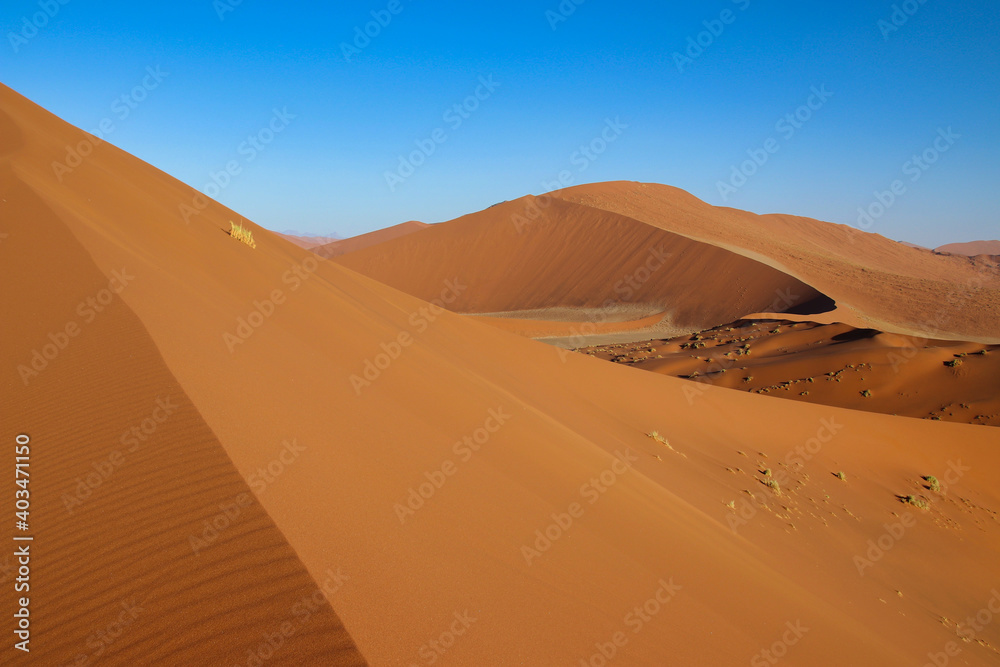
[4,83,1000,666]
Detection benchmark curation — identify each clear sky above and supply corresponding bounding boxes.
[2,0,998,247]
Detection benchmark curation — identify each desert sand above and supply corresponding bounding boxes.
[576,319,1000,426]
[277,232,342,250]
[936,240,1000,257]
[3,82,1000,666]
[314,221,428,259]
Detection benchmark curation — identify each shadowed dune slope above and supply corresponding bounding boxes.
[0,171,366,666]
[3,84,1000,666]
[333,196,829,330]
[550,182,1000,342]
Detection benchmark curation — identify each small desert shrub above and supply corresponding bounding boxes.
[860,389,872,398]
[765,478,781,495]
[834,471,846,481]
[923,475,941,492]
[229,220,258,249]
[904,495,929,510]
[944,358,962,368]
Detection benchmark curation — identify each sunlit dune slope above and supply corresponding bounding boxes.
[550,181,1000,342]
[313,221,428,259]
[333,196,830,331]
[577,319,1000,426]
[3,84,1000,666]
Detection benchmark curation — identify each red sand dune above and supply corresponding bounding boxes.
[277,232,341,250]
[936,240,1000,257]
[4,83,1000,666]
[334,196,832,332]
[550,182,1000,342]
[313,220,428,259]
[578,319,1000,426]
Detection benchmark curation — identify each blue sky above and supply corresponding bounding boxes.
[2,0,998,247]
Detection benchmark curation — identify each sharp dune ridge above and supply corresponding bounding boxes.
[313,220,429,259]
[3,82,1000,667]
[332,195,833,329]
[549,181,1000,342]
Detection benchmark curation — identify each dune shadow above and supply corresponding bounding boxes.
[785,293,836,316]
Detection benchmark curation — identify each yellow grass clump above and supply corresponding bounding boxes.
[230,220,257,249]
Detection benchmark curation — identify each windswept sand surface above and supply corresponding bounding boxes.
[3,83,1000,666]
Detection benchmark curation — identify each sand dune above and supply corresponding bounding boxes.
[313,221,428,259]
[4,83,1000,666]
[550,182,1000,342]
[936,240,1000,257]
[1,167,364,665]
[577,318,1000,426]
[333,196,831,332]
[277,233,342,250]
